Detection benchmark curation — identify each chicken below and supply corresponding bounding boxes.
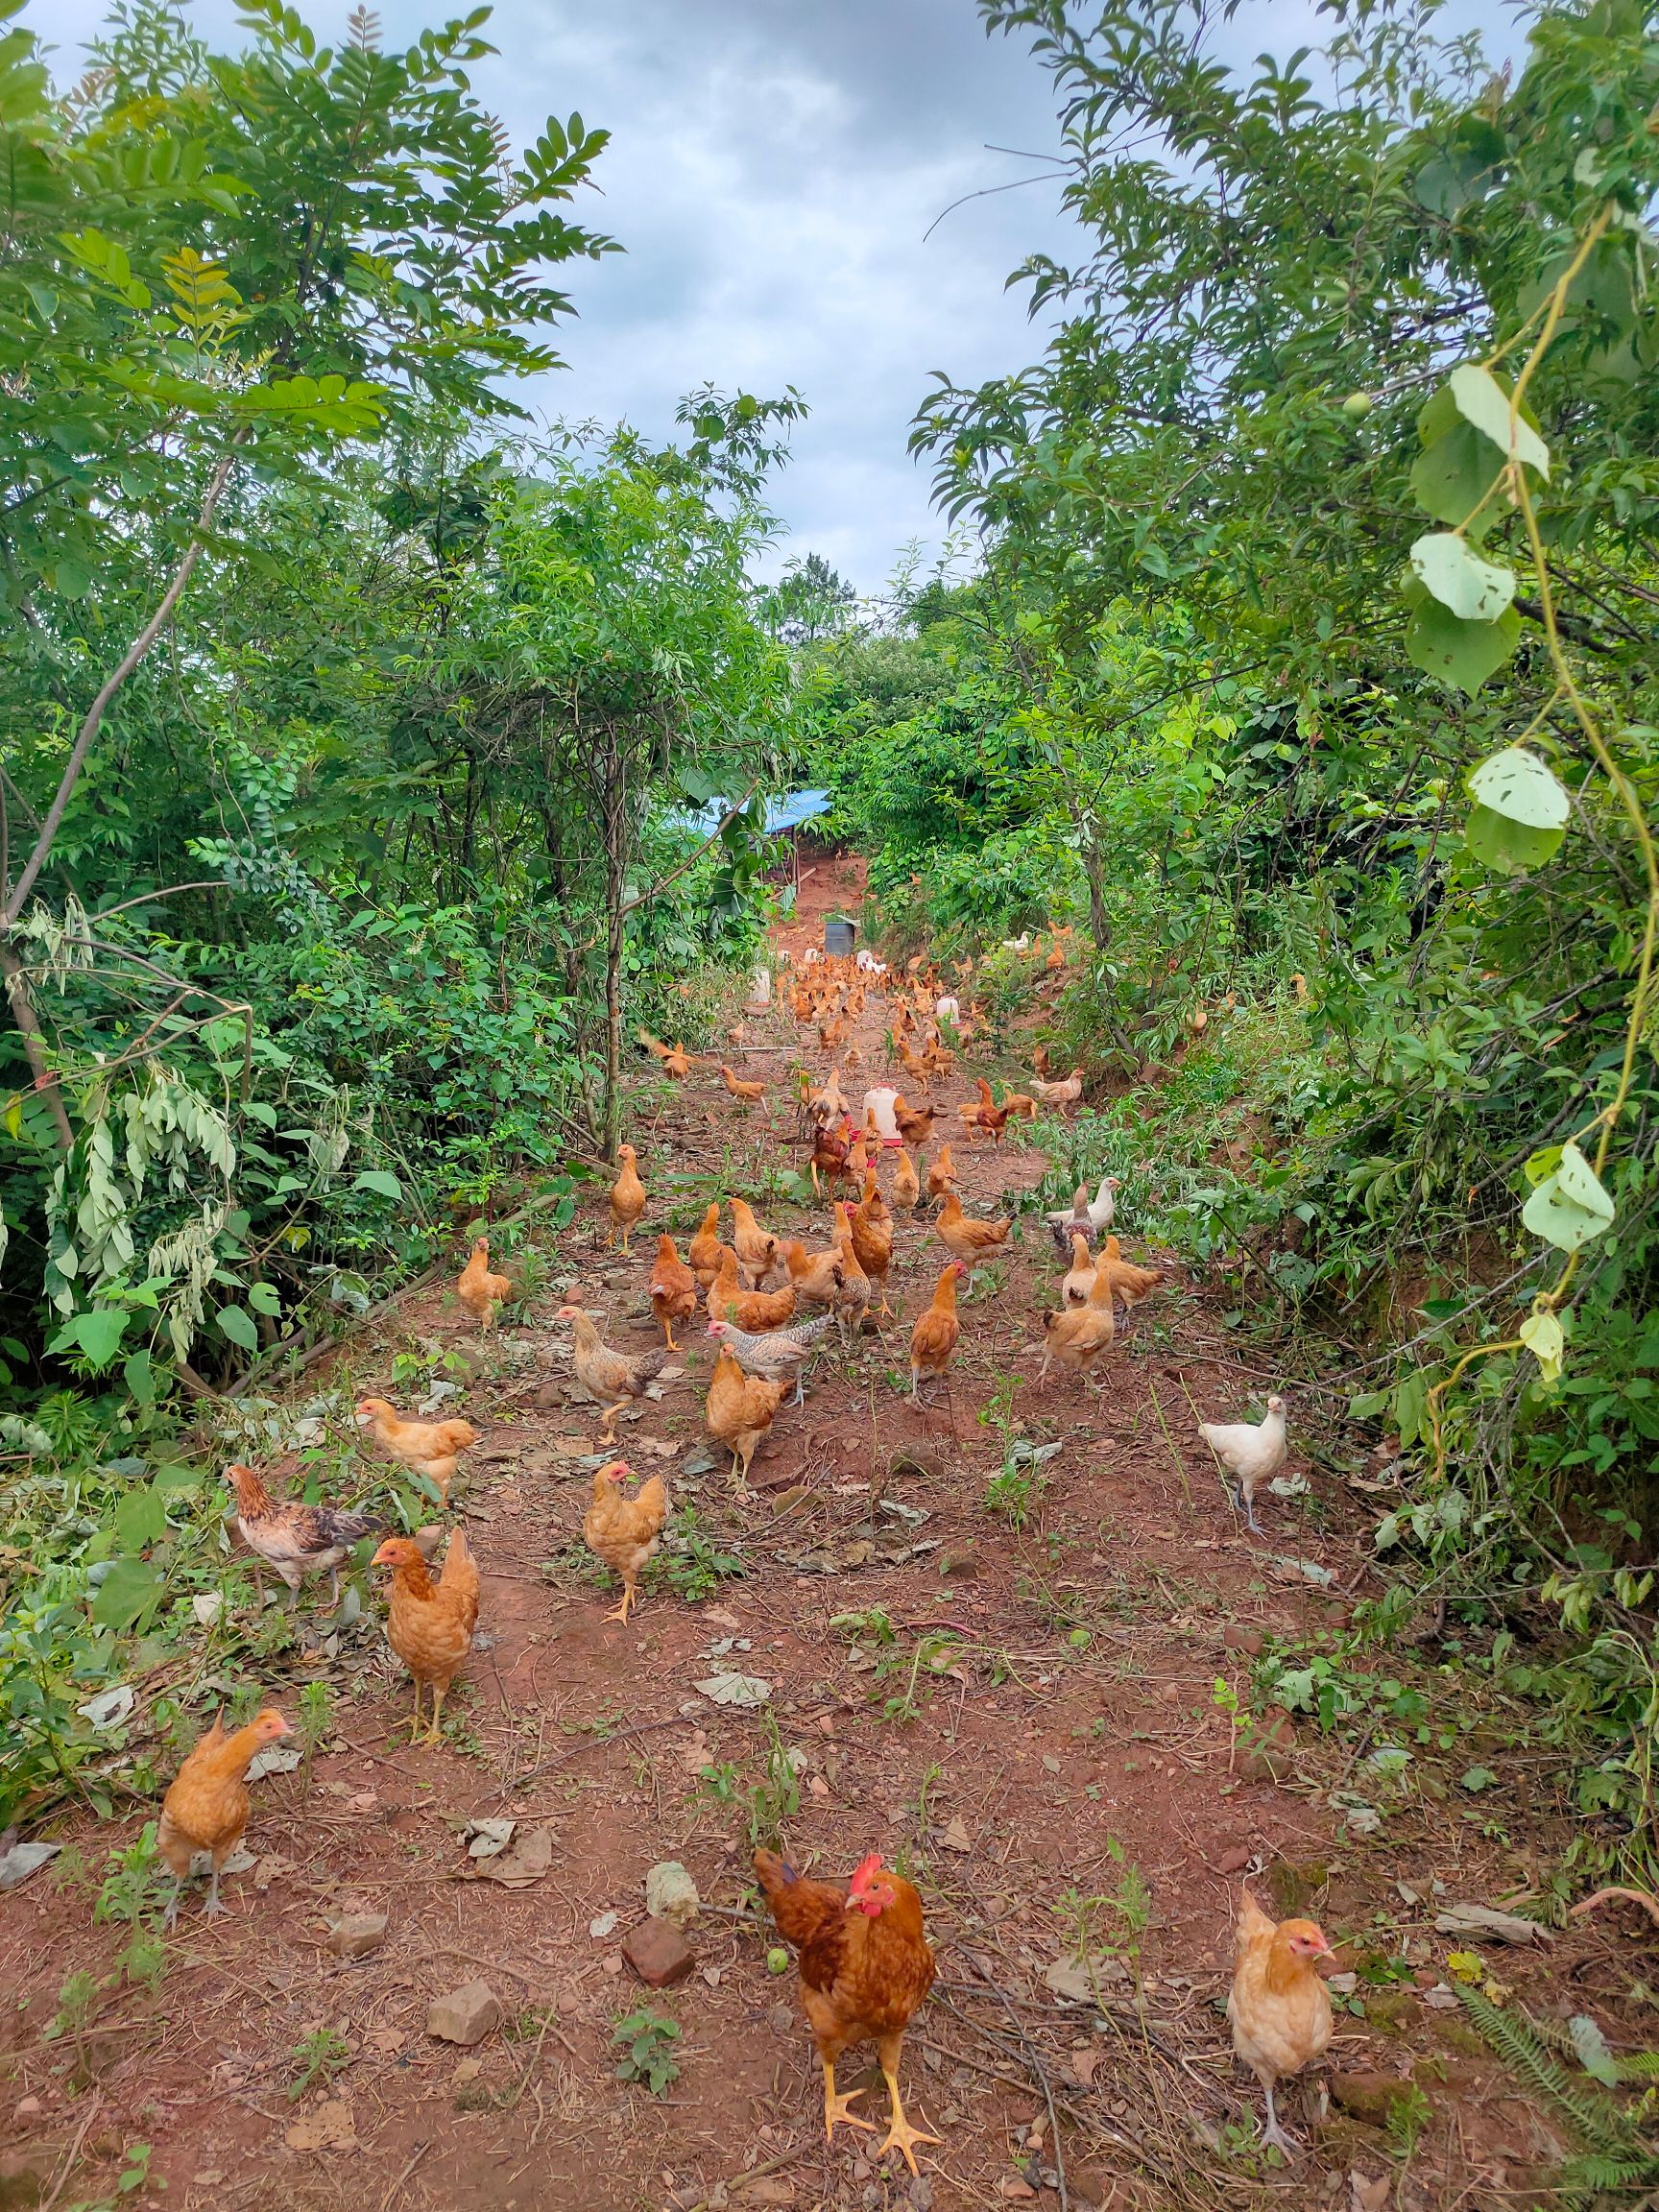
[1094,1234,1165,1324]
[707,1314,834,1407]
[707,1248,799,1334]
[935,1190,1012,1268]
[890,1148,921,1211]
[1199,1394,1288,1534]
[729,1196,781,1286]
[609,1142,647,1254]
[754,1848,938,2175]
[583,1457,667,1623]
[958,1077,1011,1144]
[1061,1232,1096,1310]
[648,1233,699,1352]
[456,1236,513,1327]
[721,1064,767,1104]
[158,1708,292,1923]
[849,1173,894,1317]
[373,1528,481,1744]
[1227,1886,1334,2155]
[909,1261,966,1404]
[1045,1175,1118,1259]
[687,1200,732,1288]
[705,1343,786,1485]
[555,1305,670,1442]
[638,1028,693,1079]
[807,1115,855,1197]
[782,1238,848,1309]
[830,1204,874,1342]
[224,1462,380,1612]
[1039,1300,1116,1387]
[355,1398,477,1503]
[926,1145,957,1203]
[1030,1067,1084,1112]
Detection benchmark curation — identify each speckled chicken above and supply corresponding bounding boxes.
[554,1305,669,1442]
[224,1462,380,1611]
[707,1313,834,1407]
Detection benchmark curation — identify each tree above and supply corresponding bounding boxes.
[763,552,858,643]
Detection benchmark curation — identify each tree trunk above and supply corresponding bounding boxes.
[599,736,629,1161]
[0,939,74,1152]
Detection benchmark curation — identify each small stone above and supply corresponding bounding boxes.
[621,1915,695,1988]
[939,1547,979,1579]
[557,1990,581,2016]
[768,2002,795,2034]
[644,1861,701,1930]
[1222,1623,1263,1655]
[1215,1845,1252,1876]
[1069,2172,1123,2211]
[999,2180,1037,2201]
[325,1911,387,1959]
[12,2098,41,2120]
[1330,2071,1427,2128]
[426,1981,500,2046]
[1240,1714,1297,1783]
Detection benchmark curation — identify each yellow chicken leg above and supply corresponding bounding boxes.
[603,1579,637,1624]
[426,1681,447,1747]
[407,1678,424,1741]
[821,2057,874,2144]
[661,1322,680,1352]
[877,2051,939,2176]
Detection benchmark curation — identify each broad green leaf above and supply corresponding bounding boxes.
[114,1485,166,1551]
[1406,598,1521,694]
[1522,1142,1615,1252]
[1569,2014,1620,2087]
[122,1349,155,1407]
[1393,1370,1428,1447]
[215,1303,259,1351]
[1467,747,1570,830]
[352,1169,402,1201]
[247,1282,282,1314]
[1408,423,1504,535]
[1465,804,1564,874]
[1518,1309,1564,1386]
[48,1307,131,1368]
[1449,362,1551,478]
[1524,1144,1565,1188]
[1409,532,1516,621]
[90,1557,162,1634]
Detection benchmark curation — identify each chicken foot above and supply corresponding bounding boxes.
[1258,2080,1300,2156]
[1226,1479,1264,1536]
[820,2057,874,2145]
[603,1579,638,1625]
[877,2038,939,2176]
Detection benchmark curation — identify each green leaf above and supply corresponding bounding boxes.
[90,1557,162,1634]
[48,1308,131,1369]
[1569,2014,1620,2087]
[247,1282,282,1315]
[123,1349,155,1407]
[1467,748,1570,830]
[1522,1142,1615,1253]
[1465,804,1565,874]
[114,1485,166,1551]
[1449,363,1551,479]
[1459,1765,1498,1792]
[1408,423,1505,535]
[215,1303,259,1351]
[1409,532,1516,621]
[1518,1310,1565,1386]
[1405,598,1520,696]
[351,1170,402,1201]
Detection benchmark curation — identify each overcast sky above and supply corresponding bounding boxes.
[47,0,1517,594]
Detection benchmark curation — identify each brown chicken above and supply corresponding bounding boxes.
[638,1028,693,1079]
[782,1238,847,1309]
[830,1204,874,1340]
[926,1144,957,1203]
[909,1261,966,1404]
[1000,1091,1039,1121]
[555,1305,670,1441]
[1228,1887,1334,2156]
[609,1142,647,1253]
[849,1173,894,1316]
[935,1190,1011,1267]
[225,1462,379,1611]
[729,1196,780,1286]
[958,1076,1012,1144]
[721,1064,767,1104]
[355,1398,477,1503]
[1030,1067,1084,1111]
[891,1095,936,1148]
[807,1114,856,1196]
[582,1457,667,1623]
[1061,1232,1096,1310]
[456,1236,513,1326]
[754,1848,938,2175]
[707,1248,799,1334]
[1094,1234,1166,1322]
[158,1708,292,1923]
[1039,1300,1115,1387]
[706,1343,786,1485]
[890,1148,921,1210]
[687,1200,731,1287]
[648,1234,699,1352]
[373,1528,481,1744]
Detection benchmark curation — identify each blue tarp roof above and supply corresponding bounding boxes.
[683,788,831,837]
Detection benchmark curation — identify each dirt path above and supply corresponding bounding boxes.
[1,879,1623,2211]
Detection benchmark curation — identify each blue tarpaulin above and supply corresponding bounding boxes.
[682,788,831,838]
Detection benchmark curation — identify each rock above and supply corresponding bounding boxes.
[1265,1858,1326,1917]
[998,2180,1037,2201]
[645,1861,701,1930]
[767,2002,796,2035]
[1069,2168,1128,2210]
[938,1547,979,1580]
[622,1915,695,1988]
[326,1911,387,1959]
[426,1982,500,2046]
[1222,1623,1263,1656]
[1239,1715,1297,1783]
[1215,1844,1252,1876]
[1330,2071,1428,2128]
[0,2146,56,2210]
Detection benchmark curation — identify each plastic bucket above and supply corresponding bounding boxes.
[824,918,856,958]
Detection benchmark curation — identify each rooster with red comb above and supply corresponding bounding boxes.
[753,1845,937,2173]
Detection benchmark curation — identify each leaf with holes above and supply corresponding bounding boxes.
[1406,597,1520,695]
[1468,748,1571,830]
[1522,1142,1615,1253]
[1410,533,1516,621]
[1449,363,1551,478]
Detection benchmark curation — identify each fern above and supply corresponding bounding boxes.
[1457,1985,1647,2159]
[1557,2153,1659,2190]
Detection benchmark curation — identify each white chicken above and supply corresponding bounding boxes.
[1044,1174,1119,1259]
[1198,1395,1287,1533]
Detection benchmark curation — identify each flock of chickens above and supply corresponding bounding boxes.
[147,944,1329,2176]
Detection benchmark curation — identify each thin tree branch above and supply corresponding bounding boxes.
[617,776,765,917]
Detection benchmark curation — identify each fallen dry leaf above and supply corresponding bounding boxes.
[284,2101,357,2153]
[470,1825,553,1887]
